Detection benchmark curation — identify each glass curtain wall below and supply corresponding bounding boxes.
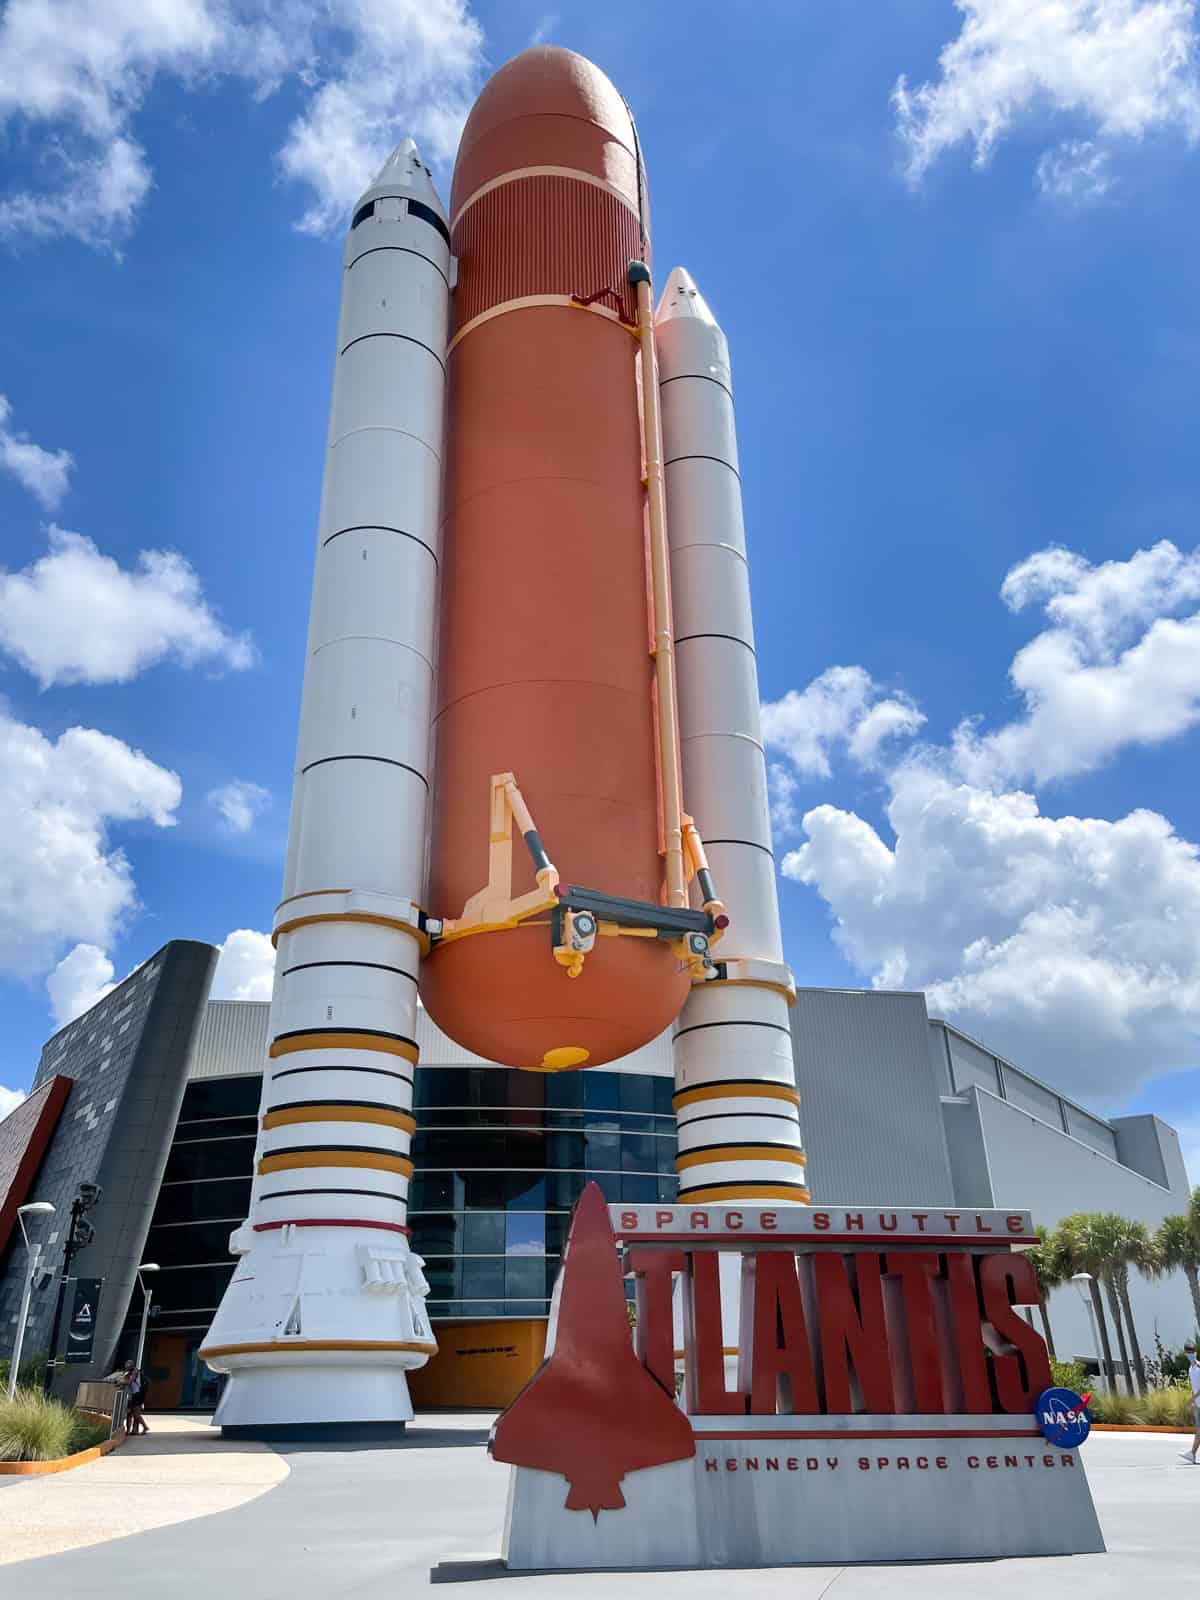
[131,1065,679,1345]
[408,1066,679,1319]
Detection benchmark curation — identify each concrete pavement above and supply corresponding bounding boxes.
[0,1417,1195,1597]
[0,1413,288,1566]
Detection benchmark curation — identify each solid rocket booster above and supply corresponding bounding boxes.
[655,271,809,1204]
[200,142,447,1429]
[419,50,692,1070]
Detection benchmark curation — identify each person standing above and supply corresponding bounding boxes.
[1181,1344,1200,1464]
[110,1358,149,1436]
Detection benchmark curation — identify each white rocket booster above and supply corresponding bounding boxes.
[655,269,808,1205]
[201,142,449,1431]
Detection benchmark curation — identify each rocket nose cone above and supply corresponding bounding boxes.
[654,265,716,326]
[360,138,448,218]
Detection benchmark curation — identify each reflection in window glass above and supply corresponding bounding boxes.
[505,1258,546,1299]
[505,1213,545,1256]
[652,1078,675,1116]
[410,1213,458,1256]
[620,1131,658,1172]
[163,1138,256,1184]
[507,1176,545,1211]
[463,1212,504,1254]
[584,1128,620,1171]
[424,1260,460,1299]
[462,1258,505,1299]
[154,1178,251,1225]
[582,1073,621,1112]
[621,1174,658,1203]
[619,1075,654,1114]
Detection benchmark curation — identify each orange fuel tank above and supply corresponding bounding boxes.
[420,48,690,1069]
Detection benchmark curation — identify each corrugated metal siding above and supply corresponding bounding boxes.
[189,999,673,1081]
[791,988,955,1206]
[188,999,271,1080]
[451,175,641,329]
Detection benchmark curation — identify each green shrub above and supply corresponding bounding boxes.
[0,1388,78,1462]
[1051,1360,1089,1393]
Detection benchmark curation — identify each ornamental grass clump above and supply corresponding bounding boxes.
[0,1388,78,1462]
[1085,1389,1142,1425]
[1141,1384,1194,1427]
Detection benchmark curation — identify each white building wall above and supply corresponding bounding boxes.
[966,1087,1195,1361]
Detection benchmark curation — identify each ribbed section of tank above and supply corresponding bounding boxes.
[201,142,449,1433]
[420,47,690,1071]
[655,268,808,1205]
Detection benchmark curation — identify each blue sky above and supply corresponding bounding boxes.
[0,1,1198,1175]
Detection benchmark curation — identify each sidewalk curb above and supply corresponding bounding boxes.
[0,1431,126,1476]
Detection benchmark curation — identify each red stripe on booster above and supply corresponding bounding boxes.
[253,1218,411,1236]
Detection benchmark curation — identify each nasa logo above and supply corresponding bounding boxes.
[1035,1387,1092,1449]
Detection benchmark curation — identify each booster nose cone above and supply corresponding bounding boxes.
[354,137,448,222]
[654,265,717,328]
[654,264,731,383]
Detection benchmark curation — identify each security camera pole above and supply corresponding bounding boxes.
[43,1182,102,1397]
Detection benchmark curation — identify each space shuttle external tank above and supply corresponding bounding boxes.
[420,50,712,1069]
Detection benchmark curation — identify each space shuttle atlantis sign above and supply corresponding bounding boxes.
[489,1185,1105,1570]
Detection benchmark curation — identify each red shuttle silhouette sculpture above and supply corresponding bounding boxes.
[490,1181,695,1515]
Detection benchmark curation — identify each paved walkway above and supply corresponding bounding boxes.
[1,1419,1195,1596]
[0,1413,288,1566]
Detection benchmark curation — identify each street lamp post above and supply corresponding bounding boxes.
[43,1182,102,1397]
[134,1264,160,1371]
[1072,1272,1107,1391]
[6,1202,55,1401]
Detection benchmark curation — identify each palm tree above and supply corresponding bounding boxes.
[1102,1214,1153,1393]
[1057,1213,1125,1392]
[1025,1223,1069,1361]
[1153,1213,1200,1333]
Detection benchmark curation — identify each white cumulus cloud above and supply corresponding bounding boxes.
[0,527,255,687]
[46,941,116,1026]
[212,927,275,1001]
[208,779,270,835]
[894,0,1200,190]
[771,537,1200,1103]
[0,393,73,508]
[0,1085,26,1119]
[954,539,1200,786]
[786,771,1200,1101]
[278,0,484,236]
[761,665,925,784]
[0,707,180,978]
[0,0,485,250]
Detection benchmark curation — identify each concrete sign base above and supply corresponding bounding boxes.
[502,1414,1104,1569]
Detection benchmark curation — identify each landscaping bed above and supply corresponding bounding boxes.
[0,1387,121,1473]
